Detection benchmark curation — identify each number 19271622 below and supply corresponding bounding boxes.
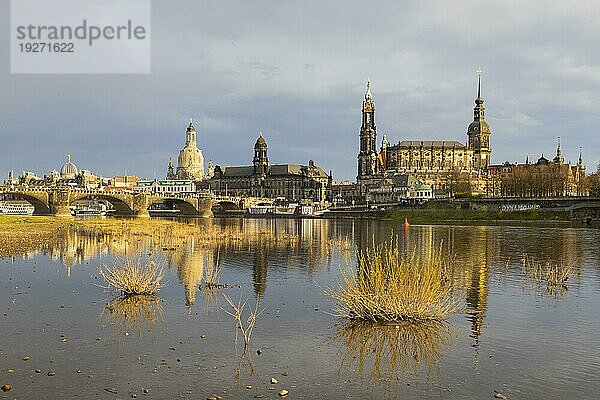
[19,42,74,53]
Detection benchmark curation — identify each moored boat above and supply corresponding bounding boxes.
[71,204,107,217]
[0,201,35,216]
[245,203,328,218]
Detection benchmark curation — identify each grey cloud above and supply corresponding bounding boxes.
[1,0,599,180]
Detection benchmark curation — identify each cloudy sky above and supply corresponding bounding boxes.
[1,0,599,182]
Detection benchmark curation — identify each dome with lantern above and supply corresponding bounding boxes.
[60,154,79,179]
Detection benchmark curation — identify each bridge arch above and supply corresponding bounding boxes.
[212,200,241,212]
[150,198,200,216]
[73,194,134,215]
[3,192,51,215]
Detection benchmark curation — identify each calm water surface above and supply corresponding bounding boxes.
[1,218,600,399]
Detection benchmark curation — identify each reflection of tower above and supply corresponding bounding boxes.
[252,242,269,298]
[466,262,489,362]
[175,237,206,306]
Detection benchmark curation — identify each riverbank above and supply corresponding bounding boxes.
[0,215,274,258]
[0,216,201,258]
[0,216,66,258]
[324,207,573,225]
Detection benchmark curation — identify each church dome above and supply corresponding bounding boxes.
[468,120,490,134]
[60,154,78,178]
[255,132,267,149]
[176,120,205,180]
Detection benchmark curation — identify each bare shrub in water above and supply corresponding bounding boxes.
[330,237,458,322]
[99,254,164,296]
[223,293,264,349]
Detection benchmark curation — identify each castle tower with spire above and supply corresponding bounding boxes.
[467,69,492,170]
[175,119,205,180]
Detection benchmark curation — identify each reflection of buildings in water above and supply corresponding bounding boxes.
[466,262,489,357]
[252,241,268,298]
[407,225,493,351]
[200,218,336,298]
[42,228,112,276]
[170,237,214,306]
[352,223,495,352]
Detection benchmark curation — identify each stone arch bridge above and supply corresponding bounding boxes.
[0,187,273,217]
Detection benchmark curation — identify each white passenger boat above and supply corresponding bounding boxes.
[0,201,35,215]
[71,204,107,217]
[245,203,326,218]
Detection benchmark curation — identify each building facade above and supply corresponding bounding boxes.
[209,133,332,202]
[134,179,195,194]
[488,144,587,197]
[167,120,205,181]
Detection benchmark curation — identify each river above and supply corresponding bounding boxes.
[1,218,599,399]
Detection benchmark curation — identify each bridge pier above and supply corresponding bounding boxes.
[53,205,72,217]
[133,194,151,218]
[50,190,73,217]
[199,198,214,218]
[135,209,151,218]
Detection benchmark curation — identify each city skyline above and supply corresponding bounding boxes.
[2,1,599,181]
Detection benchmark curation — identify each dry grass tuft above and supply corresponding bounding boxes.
[203,247,227,290]
[99,254,164,296]
[329,237,458,322]
[521,254,573,286]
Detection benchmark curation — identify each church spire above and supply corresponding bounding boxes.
[467,69,491,170]
[166,157,175,180]
[554,136,564,164]
[477,68,482,100]
[362,79,375,113]
[474,68,485,115]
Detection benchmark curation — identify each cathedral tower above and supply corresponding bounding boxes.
[467,70,491,170]
[357,80,379,179]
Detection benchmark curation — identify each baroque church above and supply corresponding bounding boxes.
[357,74,586,198]
[166,119,205,181]
[357,74,491,196]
